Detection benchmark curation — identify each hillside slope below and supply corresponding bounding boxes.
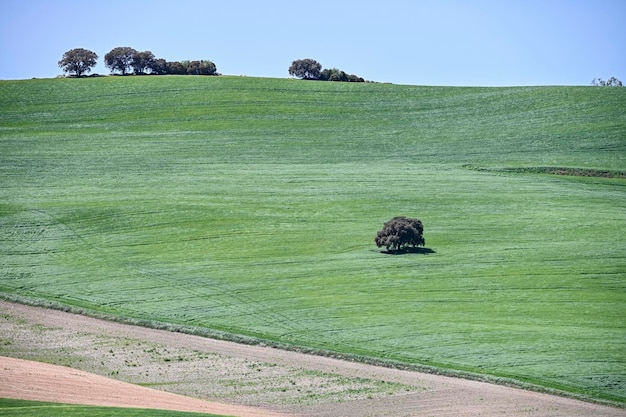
[1,76,625,403]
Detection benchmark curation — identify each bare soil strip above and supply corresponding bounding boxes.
[0,356,290,416]
[1,300,624,417]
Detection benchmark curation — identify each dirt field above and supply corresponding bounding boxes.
[1,300,624,417]
[0,356,289,416]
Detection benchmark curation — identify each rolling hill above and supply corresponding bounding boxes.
[1,75,624,403]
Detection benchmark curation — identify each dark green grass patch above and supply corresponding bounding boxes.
[1,76,625,404]
[466,164,626,178]
[0,398,224,416]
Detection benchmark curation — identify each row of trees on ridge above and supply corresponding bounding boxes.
[58,49,367,83]
[58,47,217,77]
[288,58,366,82]
[591,77,623,87]
[57,48,623,86]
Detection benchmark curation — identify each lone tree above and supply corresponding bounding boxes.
[288,58,322,80]
[58,48,98,77]
[375,216,425,252]
[104,46,137,75]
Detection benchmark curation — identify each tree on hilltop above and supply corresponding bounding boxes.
[319,68,365,82]
[591,77,623,86]
[289,59,366,82]
[165,61,187,75]
[375,216,425,253]
[149,58,169,75]
[185,60,217,75]
[58,46,219,77]
[289,58,322,80]
[58,48,98,77]
[105,46,137,75]
[131,50,155,75]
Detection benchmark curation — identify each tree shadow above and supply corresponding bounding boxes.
[381,247,436,255]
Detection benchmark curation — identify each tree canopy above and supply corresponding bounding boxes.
[185,60,217,75]
[375,216,425,253]
[591,77,623,87]
[131,50,156,75]
[101,47,217,76]
[58,48,98,77]
[289,59,365,82]
[104,46,137,75]
[319,68,365,82]
[288,58,322,80]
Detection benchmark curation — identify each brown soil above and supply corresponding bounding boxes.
[0,356,288,416]
[1,300,624,417]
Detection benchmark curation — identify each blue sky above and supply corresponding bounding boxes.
[1,0,624,86]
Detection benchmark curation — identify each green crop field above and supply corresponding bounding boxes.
[1,76,625,404]
[0,398,223,417]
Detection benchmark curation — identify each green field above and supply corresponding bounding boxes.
[1,76,625,404]
[0,398,222,417]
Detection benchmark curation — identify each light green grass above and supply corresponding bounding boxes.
[0,398,224,416]
[1,76,625,404]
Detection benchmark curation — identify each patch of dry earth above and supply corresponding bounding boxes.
[1,300,624,417]
[0,356,289,416]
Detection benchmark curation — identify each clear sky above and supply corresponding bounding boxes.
[1,0,624,86]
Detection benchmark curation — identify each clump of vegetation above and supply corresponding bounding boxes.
[375,216,425,253]
[289,58,365,82]
[465,165,626,178]
[318,68,365,83]
[59,46,218,77]
[591,76,623,86]
[104,46,217,76]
